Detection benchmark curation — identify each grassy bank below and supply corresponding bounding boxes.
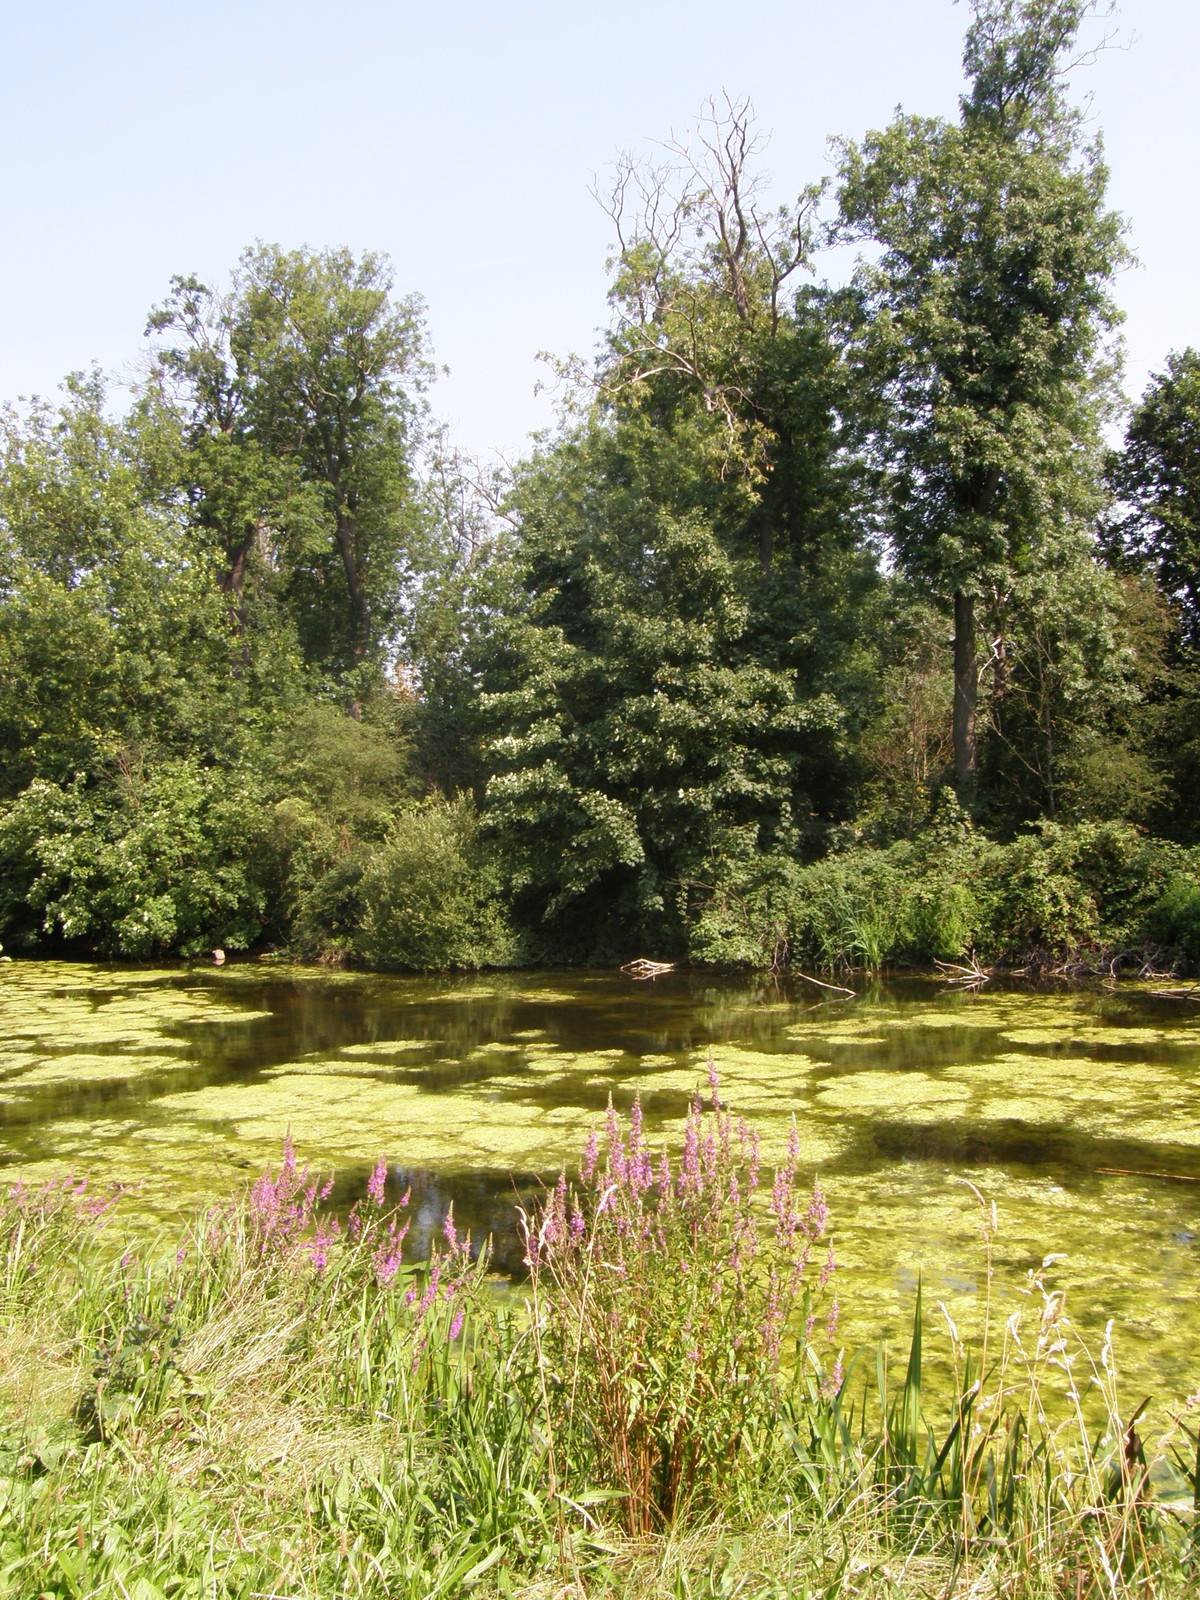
[3,1078,1198,1599]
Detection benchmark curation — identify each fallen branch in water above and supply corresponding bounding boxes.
[1096,1166,1200,1183]
[934,954,992,987]
[793,970,856,999]
[620,959,677,980]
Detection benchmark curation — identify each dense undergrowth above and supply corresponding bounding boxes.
[691,807,1200,975]
[3,1072,1197,1599]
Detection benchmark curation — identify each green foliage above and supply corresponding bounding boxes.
[356,796,515,971]
[0,763,273,958]
[837,0,1127,795]
[265,701,415,961]
[695,803,1200,970]
[1,13,1199,974]
[0,378,258,801]
[1107,347,1200,651]
[468,418,862,961]
[1148,873,1200,962]
[149,244,431,678]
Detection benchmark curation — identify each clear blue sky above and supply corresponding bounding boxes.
[1,0,1195,458]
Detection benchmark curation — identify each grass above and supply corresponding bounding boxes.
[1,1094,1198,1598]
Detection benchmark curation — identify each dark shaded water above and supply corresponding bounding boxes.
[2,961,1198,1397]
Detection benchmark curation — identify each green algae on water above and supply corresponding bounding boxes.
[1,960,1198,1401]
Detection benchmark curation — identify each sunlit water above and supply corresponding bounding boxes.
[2,961,1198,1402]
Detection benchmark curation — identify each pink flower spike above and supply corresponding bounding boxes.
[580,1130,599,1185]
[707,1054,720,1108]
[367,1158,387,1208]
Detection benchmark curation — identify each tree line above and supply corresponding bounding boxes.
[2,0,1199,969]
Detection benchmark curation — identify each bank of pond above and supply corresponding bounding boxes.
[1,961,1198,1595]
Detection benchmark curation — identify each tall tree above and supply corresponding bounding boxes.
[148,245,430,680]
[472,421,850,960]
[836,0,1125,797]
[1106,349,1200,652]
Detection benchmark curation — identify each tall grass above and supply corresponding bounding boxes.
[1,1089,1196,1597]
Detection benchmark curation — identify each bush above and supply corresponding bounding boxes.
[356,795,516,970]
[523,1064,835,1532]
[0,763,273,958]
[692,803,1200,971]
[1148,872,1200,960]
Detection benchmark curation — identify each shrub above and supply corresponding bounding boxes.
[356,795,516,970]
[905,877,980,961]
[1148,871,1200,960]
[989,831,1101,958]
[0,763,273,957]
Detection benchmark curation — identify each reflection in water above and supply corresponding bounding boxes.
[1,961,1198,1399]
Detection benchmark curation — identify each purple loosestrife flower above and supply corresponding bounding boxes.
[806,1186,828,1241]
[307,1218,339,1275]
[818,1240,836,1291]
[679,1100,700,1197]
[760,1269,784,1363]
[539,1175,568,1253]
[656,1150,672,1204]
[605,1098,627,1183]
[448,1307,464,1342]
[826,1295,839,1340]
[706,1054,721,1109]
[700,1127,717,1188]
[442,1206,458,1252]
[580,1130,599,1185]
[770,1167,799,1252]
[570,1204,585,1241]
[412,1260,441,1324]
[366,1158,387,1208]
[373,1217,410,1287]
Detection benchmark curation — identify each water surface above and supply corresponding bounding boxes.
[2,961,1197,1400]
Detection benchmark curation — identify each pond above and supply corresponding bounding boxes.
[2,960,1198,1403]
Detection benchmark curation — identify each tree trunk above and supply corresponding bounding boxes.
[1043,686,1056,819]
[758,510,772,578]
[334,510,369,662]
[216,537,250,618]
[953,589,977,796]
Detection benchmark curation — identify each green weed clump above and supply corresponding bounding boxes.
[1,1089,1197,1598]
